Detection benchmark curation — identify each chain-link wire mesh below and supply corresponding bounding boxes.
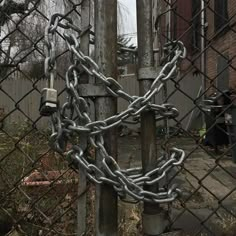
[0,1,95,235]
[154,0,236,235]
[1,0,236,235]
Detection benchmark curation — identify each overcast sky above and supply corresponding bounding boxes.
[119,0,137,45]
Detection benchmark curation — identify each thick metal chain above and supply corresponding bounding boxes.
[45,14,186,203]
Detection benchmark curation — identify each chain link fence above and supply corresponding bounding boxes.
[1,0,236,235]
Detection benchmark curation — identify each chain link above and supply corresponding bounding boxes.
[45,14,186,203]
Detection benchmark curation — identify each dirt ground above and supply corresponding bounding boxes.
[1,128,236,235]
[117,135,236,236]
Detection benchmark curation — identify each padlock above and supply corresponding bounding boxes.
[39,88,58,116]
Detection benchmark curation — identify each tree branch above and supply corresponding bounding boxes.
[0,0,26,26]
[0,0,40,26]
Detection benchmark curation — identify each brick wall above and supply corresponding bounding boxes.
[206,0,236,91]
[153,0,236,92]
[153,0,197,73]
[152,1,203,129]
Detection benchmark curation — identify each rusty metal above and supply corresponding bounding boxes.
[138,67,162,80]
[77,84,111,97]
[136,0,168,235]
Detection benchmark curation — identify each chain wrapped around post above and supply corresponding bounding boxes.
[40,14,186,203]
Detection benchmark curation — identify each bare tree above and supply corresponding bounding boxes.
[0,0,40,26]
[0,0,43,78]
[0,0,135,79]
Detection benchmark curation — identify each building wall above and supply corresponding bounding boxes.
[206,0,236,91]
[152,0,202,130]
[153,0,236,93]
[152,0,236,129]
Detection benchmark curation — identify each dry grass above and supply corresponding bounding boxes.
[215,212,236,236]
[1,129,236,235]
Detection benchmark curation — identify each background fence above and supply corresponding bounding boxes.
[1,0,236,235]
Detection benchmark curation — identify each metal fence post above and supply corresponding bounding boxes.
[136,0,168,235]
[77,0,90,234]
[94,1,118,236]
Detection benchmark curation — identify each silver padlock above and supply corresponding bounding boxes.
[39,88,58,116]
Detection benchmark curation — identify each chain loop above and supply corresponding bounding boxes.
[44,13,186,203]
